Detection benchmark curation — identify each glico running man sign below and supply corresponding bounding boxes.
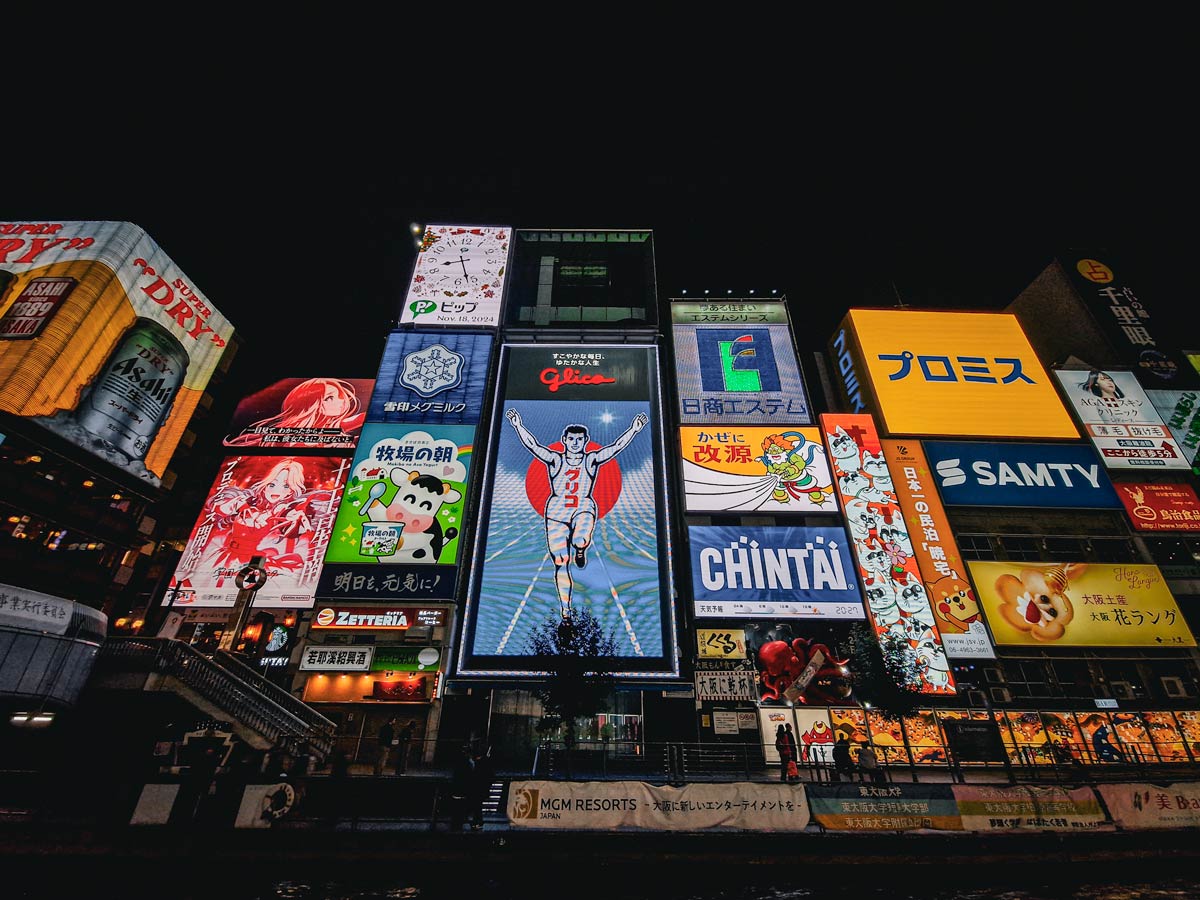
[457,344,678,677]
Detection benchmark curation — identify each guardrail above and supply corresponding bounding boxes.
[97,638,334,761]
[211,649,336,739]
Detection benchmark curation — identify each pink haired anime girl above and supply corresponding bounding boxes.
[226,378,366,447]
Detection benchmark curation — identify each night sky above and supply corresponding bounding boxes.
[7,159,1191,398]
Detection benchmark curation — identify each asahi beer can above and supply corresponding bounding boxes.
[74,318,189,461]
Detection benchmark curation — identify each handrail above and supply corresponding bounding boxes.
[97,638,333,761]
[211,648,335,737]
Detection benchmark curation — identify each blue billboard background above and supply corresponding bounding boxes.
[923,441,1122,508]
[367,331,494,425]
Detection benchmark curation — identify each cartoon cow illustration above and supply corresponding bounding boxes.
[361,467,461,563]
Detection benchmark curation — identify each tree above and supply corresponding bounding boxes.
[846,622,924,719]
[526,609,618,776]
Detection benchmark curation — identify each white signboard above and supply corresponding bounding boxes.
[399,224,512,328]
[694,667,758,702]
[1053,369,1189,470]
[298,645,374,671]
[508,780,809,831]
[0,582,73,634]
[712,711,740,735]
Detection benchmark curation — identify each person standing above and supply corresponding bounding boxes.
[832,735,854,782]
[774,724,795,782]
[858,741,883,784]
[784,723,800,780]
[396,720,416,774]
[375,716,397,776]
[449,743,475,831]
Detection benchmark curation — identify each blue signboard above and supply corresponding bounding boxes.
[922,441,1122,508]
[367,331,494,425]
[689,525,863,619]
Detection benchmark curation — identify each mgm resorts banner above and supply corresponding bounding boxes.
[508,780,809,831]
[688,525,863,620]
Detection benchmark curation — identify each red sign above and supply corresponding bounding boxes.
[1116,482,1200,532]
[311,606,447,629]
[0,276,76,339]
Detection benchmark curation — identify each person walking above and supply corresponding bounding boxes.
[396,720,416,774]
[774,724,796,782]
[449,743,475,831]
[375,716,397,776]
[832,735,854,782]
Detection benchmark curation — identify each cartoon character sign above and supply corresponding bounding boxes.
[170,455,348,608]
[224,378,372,450]
[821,414,956,695]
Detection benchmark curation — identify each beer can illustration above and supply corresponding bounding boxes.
[73,317,189,461]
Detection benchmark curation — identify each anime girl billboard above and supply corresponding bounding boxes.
[223,377,373,450]
[169,455,349,608]
[457,344,678,677]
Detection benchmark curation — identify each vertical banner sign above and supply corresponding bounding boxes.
[881,440,995,659]
[170,455,349,608]
[1062,252,1200,391]
[316,423,472,601]
[672,302,811,425]
[367,331,494,426]
[458,344,677,677]
[821,413,956,695]
[399,224,512,328]
[679,425,836,514]
[1052,369,1188,470]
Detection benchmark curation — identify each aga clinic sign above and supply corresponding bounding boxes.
[829,309,1077,439]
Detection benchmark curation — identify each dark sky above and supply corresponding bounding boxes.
[7,156,1192,399]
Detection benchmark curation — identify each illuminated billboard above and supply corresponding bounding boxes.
[679,426,835,514]
[821,413,956,695]
[830,309,1076,439]
[169,455,350,608]
[398,224,512,327]
[1052,369,1189,470]
[673,305,811,425]
[1147,389,1200,466]
[457,344,677,677]
[880,440,995,659]
[922,440,1121,509]
[968,561,1195,648]
[1116,482,1200,532]
[367,331,493,425]
[689,525,862,619]
[0,221,235,488]
[224,378,373,450]
[315,423,473,602]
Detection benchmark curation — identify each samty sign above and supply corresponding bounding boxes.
[829,309,1077,439]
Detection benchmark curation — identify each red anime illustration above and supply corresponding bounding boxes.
[224,377,369,449]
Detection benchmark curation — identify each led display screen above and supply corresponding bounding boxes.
[169,455,349,608]
[968,561,1196,648]
[367,331,493,425]
[1052,369,1189,470]
[224,377,373,450]
[316,423,473,602]
[821,413,956,695]
[673,311,811,425]
[679,426,835,514]
[399,224,511,328]
[457,344,677,677]
[834,309,1076,439]
[0,221,234,488]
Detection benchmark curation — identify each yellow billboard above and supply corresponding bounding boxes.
[967,561,1195,648]
[844,309,1077,439]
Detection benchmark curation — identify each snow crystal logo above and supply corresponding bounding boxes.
[935,458,967,487]
[399,343,465,398]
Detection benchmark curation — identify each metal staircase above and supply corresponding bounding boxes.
[94,637,336,761]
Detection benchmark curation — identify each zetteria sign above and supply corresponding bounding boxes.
[310,606,447,630]
[922,441,1121,509]
[688,525,863,619]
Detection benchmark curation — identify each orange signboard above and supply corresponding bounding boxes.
[1116,482,1200,532]
[838,309,1077,439]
